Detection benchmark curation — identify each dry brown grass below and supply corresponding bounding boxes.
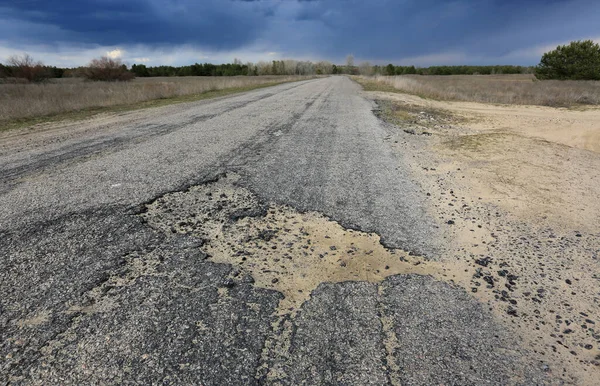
[358,74,600,107]
[0,76,312,123]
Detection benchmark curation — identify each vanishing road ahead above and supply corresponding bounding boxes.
[1,77,546,385]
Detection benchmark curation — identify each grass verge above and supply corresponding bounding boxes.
[0,79,308,133]
[353,74,600,107]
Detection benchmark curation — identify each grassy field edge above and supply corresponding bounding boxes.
[0,79,307,133]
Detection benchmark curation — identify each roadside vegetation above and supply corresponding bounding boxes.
[355,74,600,107]
[535,40,600,80]
[0,75,314,130]
[354,40,600,107]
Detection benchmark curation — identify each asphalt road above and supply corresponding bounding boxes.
[1,77,547,385]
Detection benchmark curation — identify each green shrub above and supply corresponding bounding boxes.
[535,40,600,80]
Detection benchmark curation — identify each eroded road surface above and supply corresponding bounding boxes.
[0,77,564,384]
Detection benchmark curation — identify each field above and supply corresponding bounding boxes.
[357,74,600,106]
[0,75,313,128]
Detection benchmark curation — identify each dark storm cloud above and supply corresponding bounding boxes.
[0,0,268,49]
[0,0,598,65]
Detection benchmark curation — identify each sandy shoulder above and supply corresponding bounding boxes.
[368,90,600,153]
[366,89,600,385]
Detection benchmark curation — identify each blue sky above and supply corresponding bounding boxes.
[0,0,598,67]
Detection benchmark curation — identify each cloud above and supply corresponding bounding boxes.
[0,0,599,66]
[106,49,123,59]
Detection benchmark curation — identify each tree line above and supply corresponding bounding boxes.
[2,41,599,82]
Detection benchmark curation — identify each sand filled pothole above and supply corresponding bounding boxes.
[140,173,460,313]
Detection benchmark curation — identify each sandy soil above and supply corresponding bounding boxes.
[367,90,600,385]
[368,90,600,153]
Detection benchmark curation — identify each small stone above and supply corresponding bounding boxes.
[271,278,279,284]
[565,279,572,285]
[447,220,455,225]
[474,257,491,267]
[506,306,518,317]
[221,278,235,288]
[241,275,255,284]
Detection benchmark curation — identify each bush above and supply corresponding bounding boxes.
[535,40,600,80]
[6,54,51,82]
[82,57,135,81]
[0,63,8,78]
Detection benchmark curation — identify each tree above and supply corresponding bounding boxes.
[403,65,417,75]
[345,54,355,74]
[82,56,135,81]
[535,40,600,80]
[359,62,373,76]
[7,53,50,82]
[131,64,150,77]
[385,64,395,76]
[315,61,333,75]
[346,54,354,68]
[0,63,9,78]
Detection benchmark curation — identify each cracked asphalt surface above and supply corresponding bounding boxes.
[1,77,549,384]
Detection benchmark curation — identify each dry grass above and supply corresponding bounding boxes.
[357,74,600,107]
[0,76,312,123]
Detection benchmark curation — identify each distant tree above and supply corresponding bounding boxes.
[332,64,338,74]
[346,54,354,74]
[385,64,395,76]
[315,61,333,75]
[7,53,50,82]
[131,64,150,77]
[82,56,135,81]
[535,40,600,80]
[0,62,9,78]
[359,62,373,76]
[404,65,417,75]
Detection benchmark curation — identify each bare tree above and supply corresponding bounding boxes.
[345,54,355,73]
[82,56,134,81]
[7,53,49,82]
[359,61,373,76]
[315,61,333,75]
[245,62,256,76]
[256,61,272,75]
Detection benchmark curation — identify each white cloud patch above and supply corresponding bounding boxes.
[106,49,123,59]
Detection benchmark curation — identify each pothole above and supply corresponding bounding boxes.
[140,173,468,314]
[138,172,600,383]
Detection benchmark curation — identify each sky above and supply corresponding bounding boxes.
[0,0,599,67]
